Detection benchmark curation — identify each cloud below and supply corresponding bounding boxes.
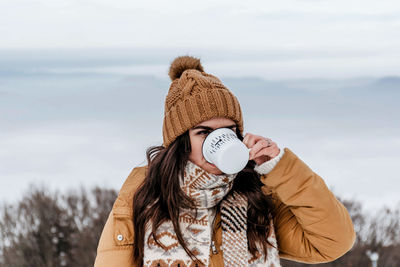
[0,0,399,51]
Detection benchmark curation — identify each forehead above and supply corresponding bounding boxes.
[194,117,236,128]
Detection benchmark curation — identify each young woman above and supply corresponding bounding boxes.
[94,56,355,267]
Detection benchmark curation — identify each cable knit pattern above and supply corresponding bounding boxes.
[254,148,285,175]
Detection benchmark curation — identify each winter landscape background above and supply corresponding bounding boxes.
[1,0,400,265]
[1,48,399,212]
[1,48,400,266]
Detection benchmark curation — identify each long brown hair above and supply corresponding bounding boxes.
[132,128,274,265]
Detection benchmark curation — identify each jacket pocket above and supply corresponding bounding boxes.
[113,207,134,246]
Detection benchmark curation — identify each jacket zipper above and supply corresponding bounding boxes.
[211,240,218,254]
[211,206,219,254]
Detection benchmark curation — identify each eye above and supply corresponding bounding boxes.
[197,130,210,135]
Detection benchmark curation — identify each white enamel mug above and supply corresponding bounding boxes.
[202,128,250,174]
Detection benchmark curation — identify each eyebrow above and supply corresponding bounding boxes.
[191,124,237,131]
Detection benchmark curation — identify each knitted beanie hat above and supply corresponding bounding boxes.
[162,55,244,147]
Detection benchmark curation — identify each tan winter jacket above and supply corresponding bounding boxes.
[94,148,356,266]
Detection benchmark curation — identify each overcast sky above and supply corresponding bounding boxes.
[1,0,399,49]
[1,1,400,78]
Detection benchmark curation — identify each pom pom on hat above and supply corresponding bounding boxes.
[168,55,204,81]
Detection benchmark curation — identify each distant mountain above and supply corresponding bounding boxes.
[372,76,400,92]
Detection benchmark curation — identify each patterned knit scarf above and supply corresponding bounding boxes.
[143,160,280,267]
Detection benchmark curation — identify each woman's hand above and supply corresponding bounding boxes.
[243,133,280,165]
